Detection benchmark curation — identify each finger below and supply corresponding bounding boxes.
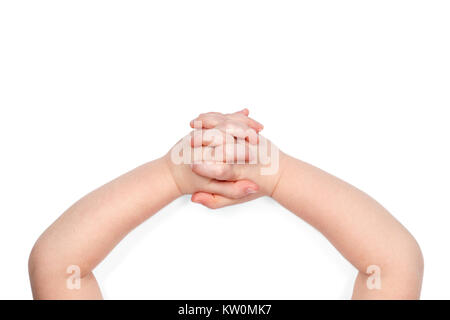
[233,108,250,116]
[190,110,263,136]
[230,109,263,132]
[219,120,259,144]
[191,124,259,146]
[191,192,240,209]
[190,113,224,129]
[191,142,256,163]
[245,116,264,132]
[189,129,235,147]
[200,179,258,199]
[191,162,238,181]
[213,142,257,163]
[191,191,259,209]
[230,113,263,132]
[190,118,220,129]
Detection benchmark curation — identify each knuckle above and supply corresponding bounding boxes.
[224,120,236,130]
[214,165,226,178]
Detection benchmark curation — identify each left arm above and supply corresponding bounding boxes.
[29,158,180,299]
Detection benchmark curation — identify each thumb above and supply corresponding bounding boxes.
[191,191,258,209]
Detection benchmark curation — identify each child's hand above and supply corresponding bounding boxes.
[187,110,286,209]
[163,110,267,202]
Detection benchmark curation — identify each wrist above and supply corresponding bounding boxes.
[258,150,288,197]
[267,151,289,197]
[161,153,185,197]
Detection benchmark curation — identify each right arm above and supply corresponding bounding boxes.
[272,154,424,299]
[189,111,424,299]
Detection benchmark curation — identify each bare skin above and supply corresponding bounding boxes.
[189,111,424,299]
[29,109,423,299]
[28,110,260,299]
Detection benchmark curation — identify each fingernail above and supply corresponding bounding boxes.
[246,188,258,194]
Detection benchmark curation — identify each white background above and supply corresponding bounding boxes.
[1,1,449,299]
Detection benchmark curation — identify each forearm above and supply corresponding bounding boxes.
[272,155,423,299]
[29,157,181,299]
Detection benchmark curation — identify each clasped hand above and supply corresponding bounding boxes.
[164,109,285,209]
